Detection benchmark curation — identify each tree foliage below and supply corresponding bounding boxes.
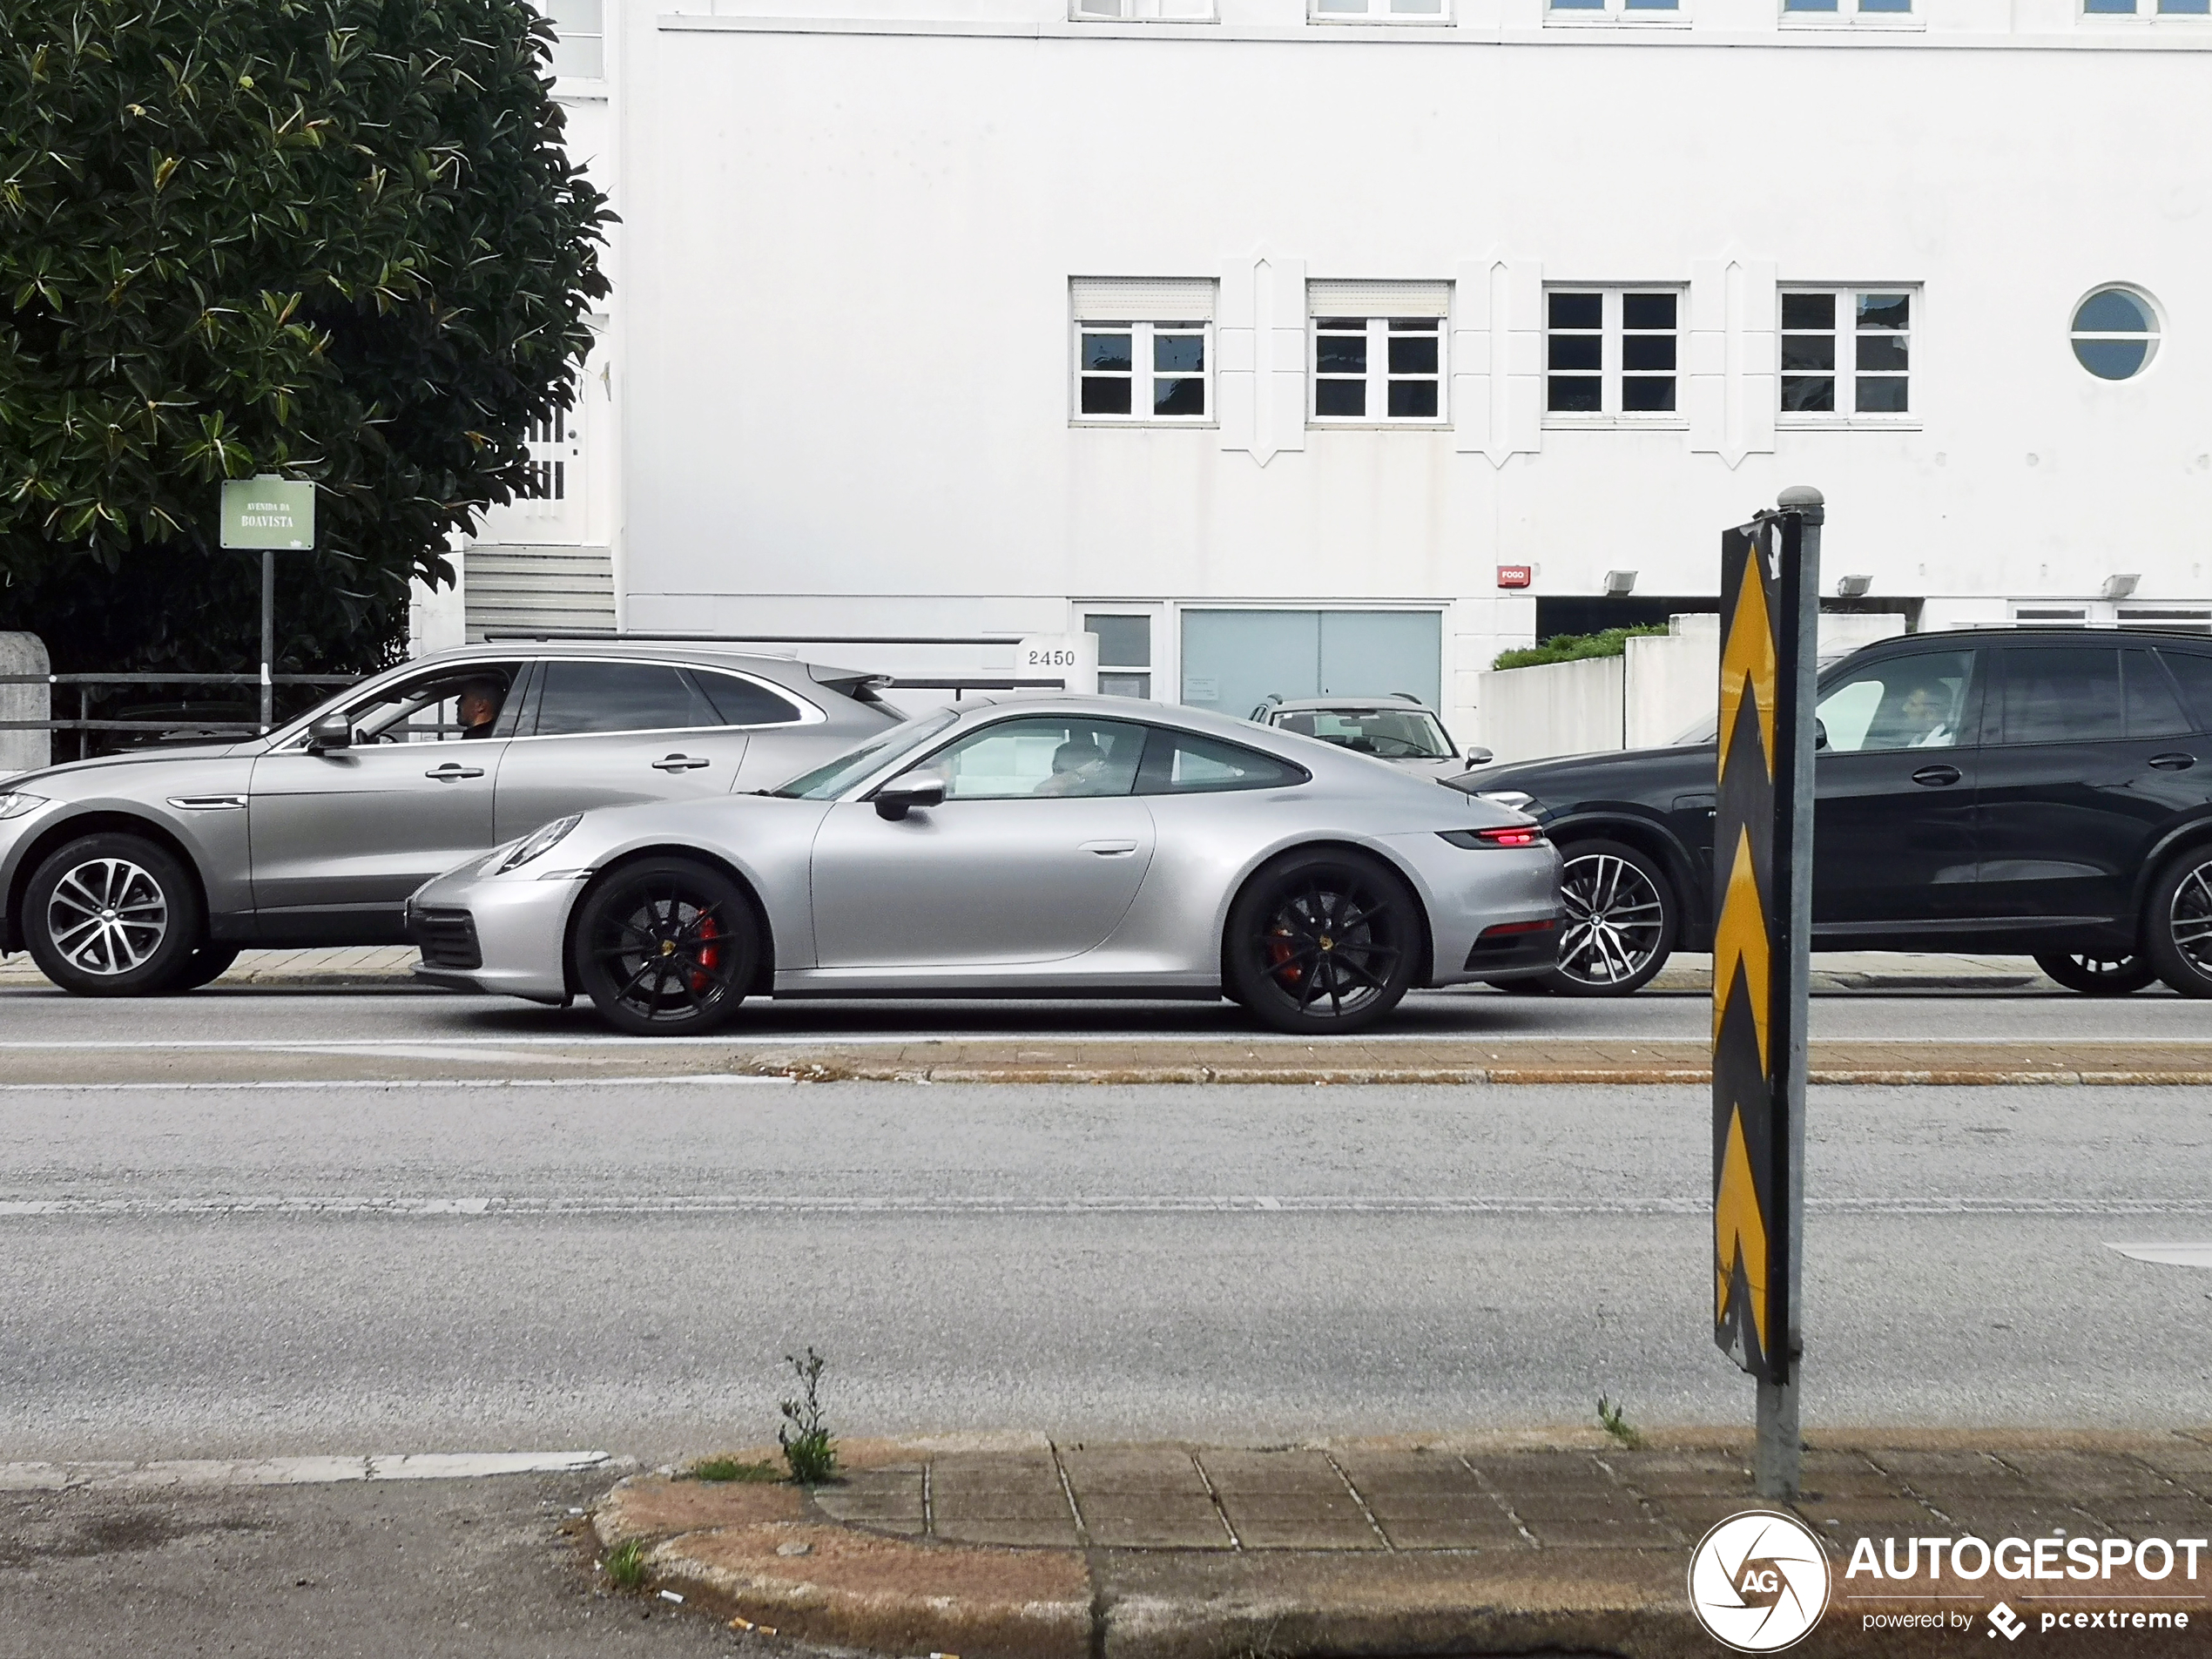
[0,0,610,675]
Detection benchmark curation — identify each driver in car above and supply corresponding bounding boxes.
[456,678,506,739]
[1034,736,1109,796]
[1895,681,1956,748]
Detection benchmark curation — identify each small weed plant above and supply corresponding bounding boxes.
[1595,1393,1646,1450]
[691,1455,780,1484]
[778,1346,838,1485]
[604,1536,650,1591]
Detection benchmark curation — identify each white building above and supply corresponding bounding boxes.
[424,0,2212,745]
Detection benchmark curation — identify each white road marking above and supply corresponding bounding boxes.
[0,1075,794,1094]
[2107,1243,2212,1268]
[2,1195,2205,1219]
[0,1450,613,1491]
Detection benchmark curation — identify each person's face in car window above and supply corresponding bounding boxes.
[1898,685,1948,741]
[456,681,504,736]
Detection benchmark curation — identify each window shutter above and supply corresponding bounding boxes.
[1070,277,1217,321]
[1306,280,1452,318]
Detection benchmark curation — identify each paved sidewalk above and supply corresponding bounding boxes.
[597,1431,2212,1658]
[0,944,421,990]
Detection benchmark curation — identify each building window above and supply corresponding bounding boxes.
[1312,318,1444,422]
[1071,278,1217,424]
[1075,321,1209,421]
[2085,0,2208,15]
[546,0,604,78]
[2071,288,2161,380]
[1783,0,1913,18]
[1312,0,1452,17]
[1086,614,1154,698]
[1071,0,1217,17]
[1779,289,1912,420]
[1548,0,1683,22]
[1544,290,1682,421]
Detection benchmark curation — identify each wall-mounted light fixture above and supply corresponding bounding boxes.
[1834,575,1872,598]
[2101,574,2141,601]
[1602,570,1637,596]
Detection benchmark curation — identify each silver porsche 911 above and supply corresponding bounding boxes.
[408,697,1561,1035]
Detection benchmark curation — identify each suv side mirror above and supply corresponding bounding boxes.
[1463,747,1493,767]
[307,713,354,753]
[874,772,946,820]
[1814,718,1830,752]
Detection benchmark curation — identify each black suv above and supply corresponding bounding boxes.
[1454,628,2212,997]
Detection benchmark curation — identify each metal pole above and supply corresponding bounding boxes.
[1756,484,1822,1501]
[259,548,274,733]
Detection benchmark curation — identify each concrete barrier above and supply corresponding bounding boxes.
[0,633,50,779]
[1474,653,1624,764]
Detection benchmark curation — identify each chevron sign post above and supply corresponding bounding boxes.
[1713,487,1823,1501]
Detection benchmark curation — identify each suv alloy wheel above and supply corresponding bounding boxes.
[23,833,206,996]
[2145,847,2212,998]
[1541,839,1678,996]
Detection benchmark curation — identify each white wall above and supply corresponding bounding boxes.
[597,3,2212,734]
[1474,654,1624,763]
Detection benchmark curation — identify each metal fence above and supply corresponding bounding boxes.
[0,671,359,761]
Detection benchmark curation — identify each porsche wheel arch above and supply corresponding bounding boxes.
[562,844,777,998]
[1219,839,1436,990]
[4,811,211,956]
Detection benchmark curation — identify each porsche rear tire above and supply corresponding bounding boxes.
[1225,849,1420,1035]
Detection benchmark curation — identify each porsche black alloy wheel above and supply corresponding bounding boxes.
[574,858,759,1035]
[1227,850,1419,1035]
[1541,839,1676,997]
[2032,951,2155,995]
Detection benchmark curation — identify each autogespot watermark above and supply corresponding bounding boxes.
[1844,1530,2204,1639]
[1689,1511,1834,1652]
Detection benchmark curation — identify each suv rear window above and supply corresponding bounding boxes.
[2159,651,2212,733]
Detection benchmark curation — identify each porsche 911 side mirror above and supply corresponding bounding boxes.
[307,713,354,753]
[874,772,947,820]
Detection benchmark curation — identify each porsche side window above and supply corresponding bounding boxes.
[1137,732,1308,793]
[925,718,1147,800]
[1814,651,1973,753]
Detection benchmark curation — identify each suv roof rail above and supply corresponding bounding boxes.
[478,630,1020,646]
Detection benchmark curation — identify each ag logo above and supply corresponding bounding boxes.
[1688,1510,1833,1652]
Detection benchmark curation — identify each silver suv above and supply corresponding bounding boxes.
[1252,696,1488,781]
[0,644,899,995]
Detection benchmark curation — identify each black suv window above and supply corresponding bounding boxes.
[532,660,715,736]
[1813,651,1974,752]
[1998,647,2123,745]
[2159,650,2212,732]
[2122,649,2194,738]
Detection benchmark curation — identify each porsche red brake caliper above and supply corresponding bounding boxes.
[691,914,721,993]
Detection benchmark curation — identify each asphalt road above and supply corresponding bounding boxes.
[1,979,2208,1046]
[3,984,2207,1464]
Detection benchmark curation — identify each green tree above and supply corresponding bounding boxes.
[0,0,610,679]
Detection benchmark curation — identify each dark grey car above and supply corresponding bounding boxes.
[0,644,899,995]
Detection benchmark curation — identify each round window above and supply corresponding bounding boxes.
[2071,287,2160,381]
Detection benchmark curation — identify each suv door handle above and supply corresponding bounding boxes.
[2149,752,2197,772]
[426,763,486,781]
[1911,765,1962,787]
[652,754,711,772]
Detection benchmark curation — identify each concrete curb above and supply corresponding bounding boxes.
[755,1058,2212,1088]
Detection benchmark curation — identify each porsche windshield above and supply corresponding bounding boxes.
[770,708,959,799]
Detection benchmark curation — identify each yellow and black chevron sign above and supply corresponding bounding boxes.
[1713,512,1815,1383]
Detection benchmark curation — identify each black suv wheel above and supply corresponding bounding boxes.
[24,833,206,996]
[1541,839,1677,996]
[2033,951,2155,995]
[2145,847,2212,999]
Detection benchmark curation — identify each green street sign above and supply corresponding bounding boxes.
[219,476,315,550]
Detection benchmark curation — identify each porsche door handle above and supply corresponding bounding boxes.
[652,754,711,772]
[1080,839,1140,856]
[1911,765,1962,787]
[425,763,485,781]
[2149,752,2197,772]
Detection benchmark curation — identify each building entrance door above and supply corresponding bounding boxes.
[1179,609,1441,718]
